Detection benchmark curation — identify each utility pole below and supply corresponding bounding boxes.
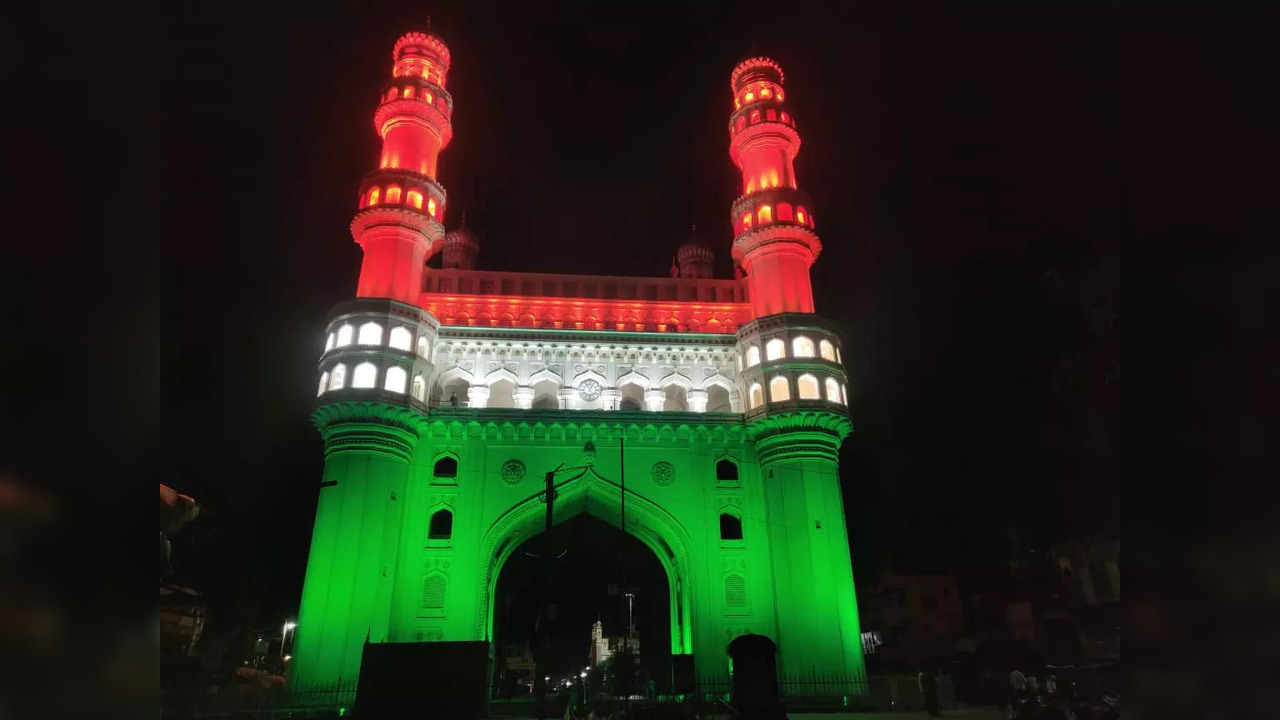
[533,467,557,720]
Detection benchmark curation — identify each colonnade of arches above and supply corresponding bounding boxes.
[733,199,814,236]
[740,335,840,369]
[745,373,847,410]
[430,369,738,413]
[358,182,444,219]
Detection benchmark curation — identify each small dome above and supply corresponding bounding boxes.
[677,225,715,279]
[442,223,479,270]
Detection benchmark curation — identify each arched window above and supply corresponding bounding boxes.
[406,189,424,209]
[769,376,791,402]
[384,185,402,204]
[745,345,761,368]
[532,378,560,409]
[412,374,426,401]
[664,384,688,411]
[796,206,807,225]
[335,324,354,347]
[792,336,815,357]
[357,321,383,346]
[619,383,645,411]
[423,91,433,104]
[317,372,328,396]
[777,91,785,101]
[384,366,408,394]
[750,109,760,123]
[766,109,777,121]
[745,91,754,103]
[736,116,746,132]
[720,513,744,541]
[770,169,779,187]
[416,335,429,359]
[765,338,786,361]
[325,332,335,351]
[777,203,794,221]
[820,339,837,361]
[366,186,381,206]
[428,509,453,540]
[389,326,412,351]
[780,111,789,123]
[749,382,764,409]
[826,377,842,403]
[842,383,848,405]
[836,347,842,364]
[352,362,377,389]
[427,198,437,216]
[385,88,397,102]
[328,364,347,391]
[402,86,414,99]
[421,575,446,608]
[741,212,753,229]
[488,378,516,409]
[434,456,458,478]
[746,179,755,194]
[707,385,732,412]
[758,205,772,224]
[797,373,820,399]
[716,459,739,481]
[760,172,770,189]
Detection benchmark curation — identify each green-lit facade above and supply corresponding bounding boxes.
[292,31,864,691]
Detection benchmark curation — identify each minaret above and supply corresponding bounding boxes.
[353,31,454,301]
[676,225,715,279]
[727,56,865,679]
[442,222,480,270]
[727,57,818,316]
[293,30,453,692]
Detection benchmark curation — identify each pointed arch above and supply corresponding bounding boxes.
[616,370,651,390]
[702,374,741,413]
[483,366,519,388]
[527,368,563,387]
[569,368,607,389]
[478,468,695,655]
[658,371,693,390]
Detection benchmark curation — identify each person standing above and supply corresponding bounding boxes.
[449,391,459,407]
[919,664,941,717]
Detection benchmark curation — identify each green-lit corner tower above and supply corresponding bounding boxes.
[291,30,864,696]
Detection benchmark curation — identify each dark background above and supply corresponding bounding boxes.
[5,1,1276,688]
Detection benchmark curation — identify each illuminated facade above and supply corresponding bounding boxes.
[293,31,864,693]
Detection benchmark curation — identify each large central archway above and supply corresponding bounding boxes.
[478,467,695,661]
[492,514,671,695]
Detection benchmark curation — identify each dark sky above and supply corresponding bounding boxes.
[8,2,1275,660]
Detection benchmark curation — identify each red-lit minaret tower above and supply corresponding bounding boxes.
[352,32,454,301]
[728,58,818,316]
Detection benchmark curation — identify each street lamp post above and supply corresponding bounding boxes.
[280,621,297,660]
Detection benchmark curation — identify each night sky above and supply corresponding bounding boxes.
[10,2,1273,674]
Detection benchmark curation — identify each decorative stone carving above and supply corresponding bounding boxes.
[501,459,526,486]
[652,461,675,486]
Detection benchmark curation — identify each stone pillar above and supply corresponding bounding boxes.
[644,390,666,411]
[600,388,621,410]
[467,385,490,409]
[513,386,535,409]
[557,388,577,410]
[687,389,709,413]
